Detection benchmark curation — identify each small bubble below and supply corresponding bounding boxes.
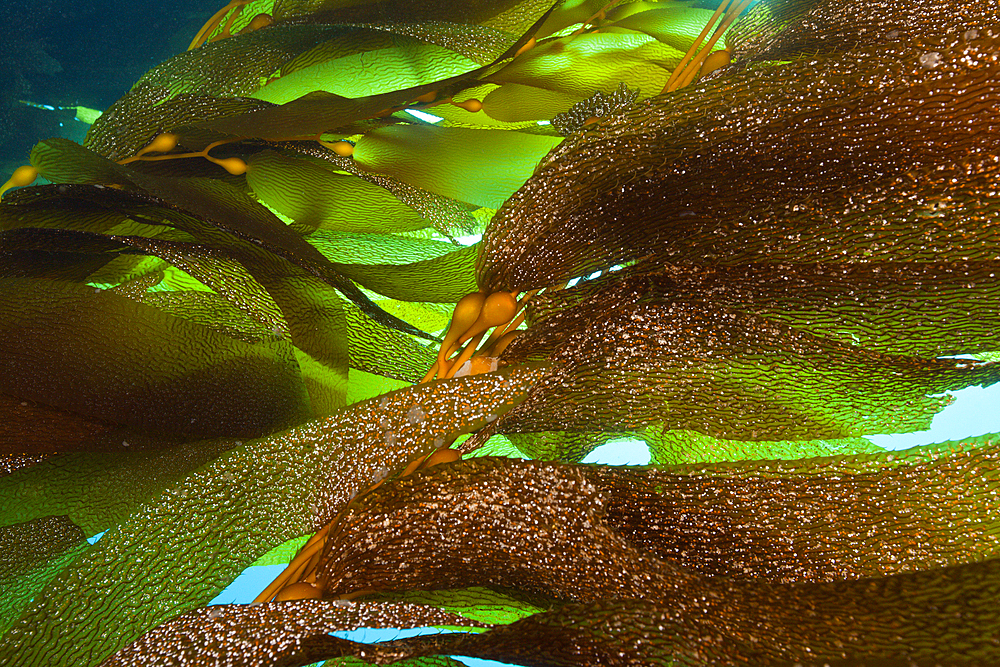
[122,440,130,448]
[406,405,427,425]
[919,51,942,69]
[964,29,979,41]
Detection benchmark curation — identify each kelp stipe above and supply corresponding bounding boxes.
[3,0,1000,665]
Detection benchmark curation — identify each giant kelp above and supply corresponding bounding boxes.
[2,0,1000,665]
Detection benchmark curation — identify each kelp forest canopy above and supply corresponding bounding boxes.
[1,0,1000,664]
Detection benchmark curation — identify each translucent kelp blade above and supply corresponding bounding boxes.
[728,0,991,63]
[479,82,584,123]
[640,425,882,466]
[274,0,556,36]
[26,137,416,341]
[86,94,272,162]
[500,292,999,439]
[251,33,478,104]
[0,516,87,636]
[353,125,563,209]
[308,230,457,264]
[85,25,338,159]
[0,366,546,666]
[333,243,478,303]
[0,440,235,535]
[477,27,1000,292]
[587,433,1000,582]
[612,4,727,52]
[246,151,431,233]
[507,431,618,463]
[317,458,693,602]
[0,277,311,443]
[344,305,436,382]
[286,145,479,237]
[364,587,544,626]
[117,232,350,414]
[133,291,280,344]
[530,259,1000,361]
[100,601,482,667]
[486,31,680,99]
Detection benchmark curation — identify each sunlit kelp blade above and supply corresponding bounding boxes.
[507,430,621,462]
[100,601,482,667]
[499,287,998,438]
[246,151,432,233]
[85,25,338,160]
[587,432,1000,582]
[477,27,1000,292]
[353,125,563,209]
[485,31,680,100]
[364,587,544,626]
[333,243,479,303]
[0,366,546,666]
[0,277,311,444]
[0,439,234,536]
[0,516,87,636]
[250,32,479,104]
[344,305,436,382]
[640,425,881,466]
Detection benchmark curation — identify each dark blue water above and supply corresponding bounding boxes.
[0,0,206,174]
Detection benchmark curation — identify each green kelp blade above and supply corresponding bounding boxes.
[333,243,478,303]
[85,25,338,160]
[363,587,544,626]
[0,276,311,445]
[0,439,235,536]
[485,31,680,99]
[115,231,351,415]
[251,32,479,104]
[477,30,1000,292]
[507,430,620,463]
[479,82,583,123]
[99,601,482,667]
[353,125,563,209]
[308,230,458,264]
[500,289,1000,439]
[195,2,552,144]
[344,305,436,382]
[611,4,726,52]
[246,151,432,234]
[640,424,882,466]
[273,0,556,35]
[0,365,547,667]
[0,516,88,637]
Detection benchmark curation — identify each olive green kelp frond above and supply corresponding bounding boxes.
[4,0,1000,665]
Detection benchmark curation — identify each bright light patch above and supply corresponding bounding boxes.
[87,531,105,545]
[536,120,551,125]
[406,109,444,124]
[209,564,285,605]
[455,233,483,246]
[582,437,650,465]
[866,382,1000,450]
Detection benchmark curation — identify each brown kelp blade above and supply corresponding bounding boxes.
[477,26,1000,292]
